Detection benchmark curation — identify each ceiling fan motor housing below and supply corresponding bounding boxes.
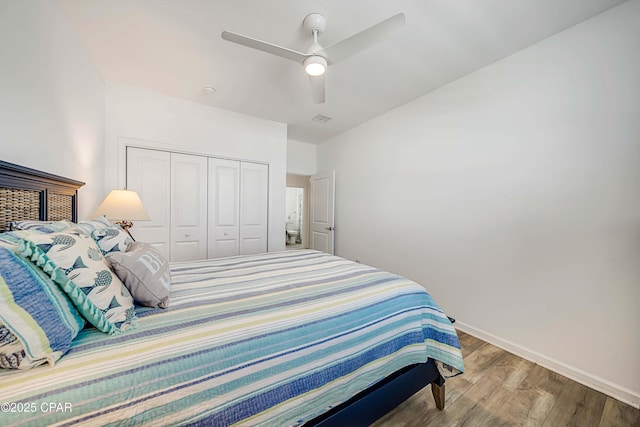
[303,13,326,34]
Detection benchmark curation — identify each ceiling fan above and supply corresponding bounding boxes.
[221,12,405,104]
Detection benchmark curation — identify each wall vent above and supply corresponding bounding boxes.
[312,114,332,123]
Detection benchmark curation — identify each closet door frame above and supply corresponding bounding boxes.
[125,144,269,261]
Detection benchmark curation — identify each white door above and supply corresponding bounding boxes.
[171,153,208,261]
[126,147,171,259]
[310,171,335,254]
[208,158,240,258]
[240,162,268,255]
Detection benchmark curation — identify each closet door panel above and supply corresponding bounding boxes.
[240,162,268,255]
[126,147,171,259]
[171,153,208,262]
[208,158,240,258]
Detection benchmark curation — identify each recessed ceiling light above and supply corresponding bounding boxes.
[312,114,332,123]
[203,86,216,95]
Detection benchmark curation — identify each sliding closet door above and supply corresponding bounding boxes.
[208,158,240,258]
[239,162,268,255]
[126,147,171,259]
[171,153,208,262]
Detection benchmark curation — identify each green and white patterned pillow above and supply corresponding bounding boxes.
[18,230,137,335]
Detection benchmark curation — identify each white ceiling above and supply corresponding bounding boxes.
[57,0,626,144]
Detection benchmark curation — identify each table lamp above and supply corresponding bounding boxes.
[93,189,150,239]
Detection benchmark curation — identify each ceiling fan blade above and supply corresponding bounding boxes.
[221,31,308,63]
[320,13,405,64]
[309,75,325,104]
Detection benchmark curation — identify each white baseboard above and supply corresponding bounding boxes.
[454,321,640,409]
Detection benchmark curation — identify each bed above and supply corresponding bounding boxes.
[0,160,464,426]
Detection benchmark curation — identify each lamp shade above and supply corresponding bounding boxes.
[93,190,150,222]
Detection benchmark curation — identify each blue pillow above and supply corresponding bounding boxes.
[0,244,85,369]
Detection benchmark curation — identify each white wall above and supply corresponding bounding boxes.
[0,0,105,219]
[105,84,287,252]
[318,1,640,407]
[287,139,317,176]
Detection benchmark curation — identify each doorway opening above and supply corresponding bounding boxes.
[286,174,310,250]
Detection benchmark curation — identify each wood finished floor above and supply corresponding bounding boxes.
[372,331,639,427]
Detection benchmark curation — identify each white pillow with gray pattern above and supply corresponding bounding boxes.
[92,225,133,255]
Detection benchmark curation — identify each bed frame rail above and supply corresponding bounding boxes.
[306,360,444,427]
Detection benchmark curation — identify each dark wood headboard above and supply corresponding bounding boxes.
[0,160,85,232]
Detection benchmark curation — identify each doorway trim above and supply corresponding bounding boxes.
[286,174,310,249]
[309,170,335,255]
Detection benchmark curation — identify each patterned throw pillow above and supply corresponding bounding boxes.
[0,243,85,369]
[10,217,113,237]
[9,220,75,234]
[91,225,133,255]
[9,220,54,231]
[74,215,112,237]
[18,230,136,335]
[107,242,171,308]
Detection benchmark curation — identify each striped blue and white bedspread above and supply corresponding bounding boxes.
[0,250,464,426]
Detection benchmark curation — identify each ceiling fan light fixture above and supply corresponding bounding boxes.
[222,12,405,104]
[303,55,327,76]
